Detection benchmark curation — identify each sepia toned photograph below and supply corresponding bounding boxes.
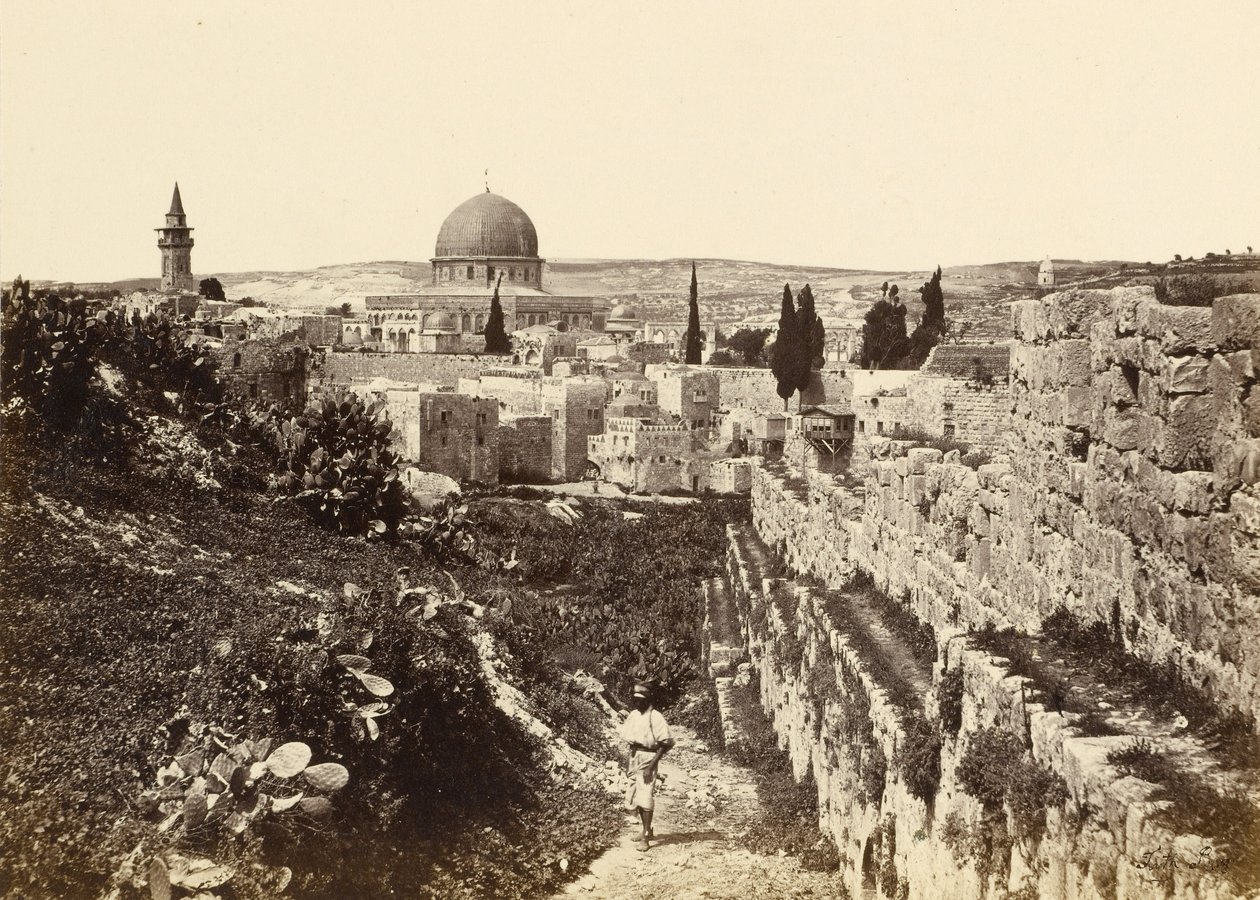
[2,2,1258,898]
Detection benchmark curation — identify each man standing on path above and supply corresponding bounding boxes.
[619,682,675,852]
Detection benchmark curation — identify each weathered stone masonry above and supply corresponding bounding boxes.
[756,288,1260,724]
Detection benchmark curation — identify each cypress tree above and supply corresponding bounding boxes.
[771,283,802,410]
[906,266,946,367]
[683,261,703,364]
[795,284,826,391]
[484,273,511,354]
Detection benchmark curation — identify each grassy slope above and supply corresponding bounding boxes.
[0,421,621,899]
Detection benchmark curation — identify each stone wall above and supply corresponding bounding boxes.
[498,415,553,483]
[541,376,607,480]
[318,351,494,390]
[724,525,1244,900]
[752,288,1260,724]
[702,366,855,416]
[215,339,309,403]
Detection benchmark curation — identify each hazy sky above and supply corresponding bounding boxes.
[3,1,1259,282]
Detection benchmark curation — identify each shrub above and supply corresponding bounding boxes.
[937,668,965,736]
[894,714,942,803]
[271,392,409,535]
[957,727,1068,846]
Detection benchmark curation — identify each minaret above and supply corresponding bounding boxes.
[156,183,195,292]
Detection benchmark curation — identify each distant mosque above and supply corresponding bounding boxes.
[362,189,609,352]
[156,183,195,292]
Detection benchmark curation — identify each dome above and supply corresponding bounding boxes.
[435,191,539,258]
[1039,256,1055,273]
[609,303,637,321]
[425,312,456,333]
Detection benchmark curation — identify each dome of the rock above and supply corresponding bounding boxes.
[435,191,539,259]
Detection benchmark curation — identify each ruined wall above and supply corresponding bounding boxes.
[215,339,309,403]
[460,369,545,416]
[752,288,1260,724]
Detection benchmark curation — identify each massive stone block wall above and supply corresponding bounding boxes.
[215,339,309,403]
[752,288,1260,723]
[725,529,1241,900]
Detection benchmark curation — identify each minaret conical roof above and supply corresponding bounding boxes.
[168,183,185,217]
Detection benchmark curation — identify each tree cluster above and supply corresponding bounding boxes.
[769,283,825,409]
[859,269,948,370]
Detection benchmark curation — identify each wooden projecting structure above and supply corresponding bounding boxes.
[797,405,856,456]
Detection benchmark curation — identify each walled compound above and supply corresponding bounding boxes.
[709,287,1260,899]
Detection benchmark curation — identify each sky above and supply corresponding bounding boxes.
[3,1,1259,282]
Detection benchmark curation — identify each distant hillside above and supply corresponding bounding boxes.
[42,253,1260,345]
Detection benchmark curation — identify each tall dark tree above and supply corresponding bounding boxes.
[770,283,803,409]
[795,284,826,381]
[683,261,703,364]
[906,266,946,368]
[198,277,225,301]
[484,273,511,353]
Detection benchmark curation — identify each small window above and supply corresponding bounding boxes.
[944,423,956,437]
[858,420,865,432]
[876,421,884,434]
[467,265,474,279]
[248,383,258,398]
[943,402,954,413]
[440,410,450,424]
[441,433,447,447]
[232,352,242,369]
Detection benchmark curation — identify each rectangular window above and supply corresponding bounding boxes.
[440,410,450,424]
[876,421,884,434]
[858,421,865,432]
[467,265,474,279]
[441,433,447,447]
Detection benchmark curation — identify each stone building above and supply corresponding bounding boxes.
[588,417,700,493]
[156,183,195,293]
[215,339,309,403]
[365,190,609,346]
[382,389,499,485]
[1038,255,1056,287]
[641,316,718,362]
[647,365,720,430]
[542,376,607,479]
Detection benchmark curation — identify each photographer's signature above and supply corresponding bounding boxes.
[1133,845,1230,880]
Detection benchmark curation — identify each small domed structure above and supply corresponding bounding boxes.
[609,302,636,321]
[424,311,457,333]
[1038,256,1055,287]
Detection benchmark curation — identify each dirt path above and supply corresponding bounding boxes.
[551,726,845,900]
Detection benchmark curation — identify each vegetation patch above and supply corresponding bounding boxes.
[956,727,1068,849]
[725,678,843,873]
